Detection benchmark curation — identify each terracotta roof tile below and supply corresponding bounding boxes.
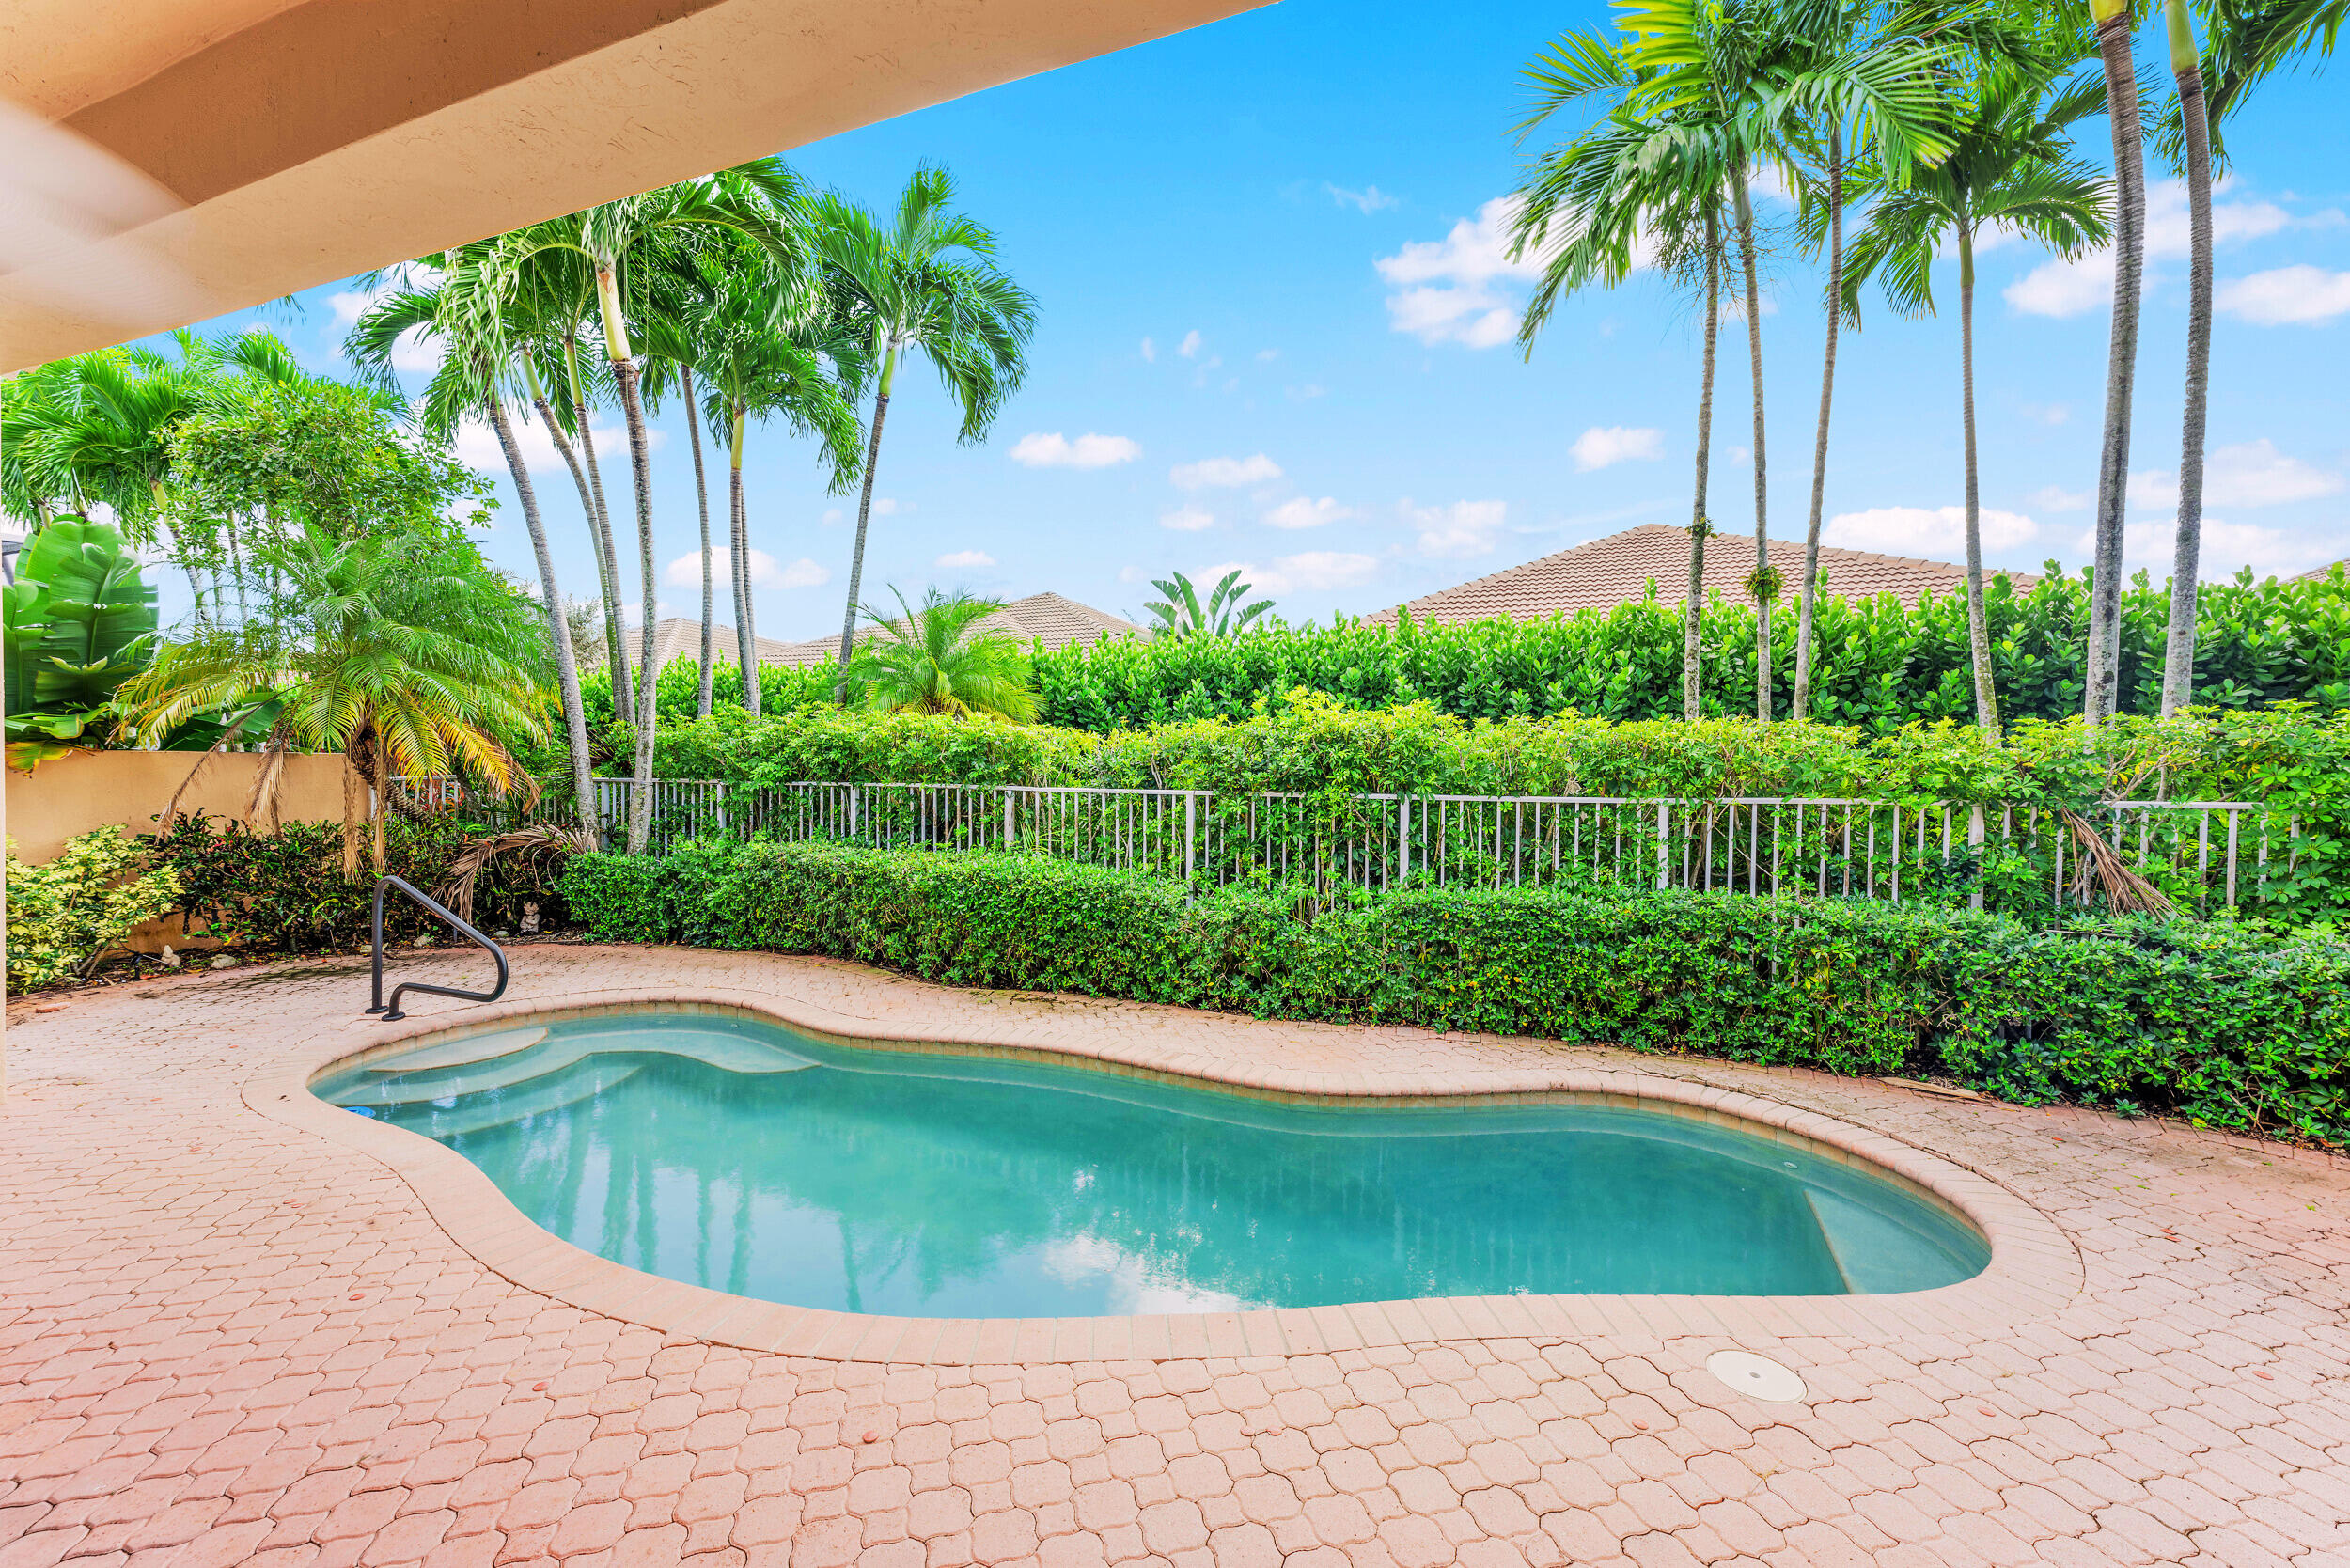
[623,593,1141,671]
[1369,523,2038,626]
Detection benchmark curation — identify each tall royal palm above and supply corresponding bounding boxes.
[2160,0,2216,713]
[1771,0,1960,721]
[1841,63,2111,737]
[2085,0,2148,724]
[497,162,804,852]
[345,252,601,831]
[809,167,1036,688]
[1512,30,1734,720]
[1618,0,1791,721]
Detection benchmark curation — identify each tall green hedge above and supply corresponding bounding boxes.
[561,840,2350,1148]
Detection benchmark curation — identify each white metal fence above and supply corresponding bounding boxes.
[418,776,2283,914]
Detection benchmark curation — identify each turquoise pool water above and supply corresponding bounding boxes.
[317,1011,1990,1318]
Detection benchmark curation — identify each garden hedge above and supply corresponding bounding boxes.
[561,839,2350,1148]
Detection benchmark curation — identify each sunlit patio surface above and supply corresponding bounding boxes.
[3,945,2345,1567]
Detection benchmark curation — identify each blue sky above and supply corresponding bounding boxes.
[174,0,2350,638]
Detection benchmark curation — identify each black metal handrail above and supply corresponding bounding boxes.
[368,875,509,1022]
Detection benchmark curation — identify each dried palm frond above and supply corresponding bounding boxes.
[2060,809,2177,917]
[439,823,599,924]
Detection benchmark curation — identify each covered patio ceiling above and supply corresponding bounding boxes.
[0,0,1267,370]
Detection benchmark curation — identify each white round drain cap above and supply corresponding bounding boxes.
[1707,1350,1807,1403]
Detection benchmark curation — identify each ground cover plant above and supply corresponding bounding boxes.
[562,839,2350,1150]
[3,828,182,989]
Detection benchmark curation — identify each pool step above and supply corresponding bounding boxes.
[336,1027,818,1107]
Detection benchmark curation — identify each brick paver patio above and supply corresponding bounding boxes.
[3,944,2345,1567]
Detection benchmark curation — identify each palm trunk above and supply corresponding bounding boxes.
[1732,172,1771,723]
[340,750,363,879]
[488,394,599,836]
[530,386,618,739]
[1958,225,2001,740]
[1686,199,1722,723]
[2162,26,2213,717]
[836,347,898,698]
[588,262,661,856]
[729,405,760,716]
[570,350,633,721]
[682,368,715,718]
[2086,4,2147,725]
[371,728,389,876]
[1793,127,1842,723]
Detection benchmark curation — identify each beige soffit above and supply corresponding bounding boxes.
[0,0,1271,368]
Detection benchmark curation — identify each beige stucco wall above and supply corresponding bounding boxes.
[6,748,352,863]
[8,750,353,954]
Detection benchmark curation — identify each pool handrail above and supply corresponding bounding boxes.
[368,875,509,1022]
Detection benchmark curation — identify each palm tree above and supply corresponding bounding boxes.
[673,240,866,716]
[2160,0,2215,715]
[494,162,805,852]
[2085,0,2148,726]
[1772,0,1962,722]
[344,251,601,833]
[1143,570,1275,637]
[117,523,551,876]
[1510,30,1733,720]
[1616,0,1793,722]
[1841,64,2110,736]
[809,167,1037,690]
[855,587,1037,721]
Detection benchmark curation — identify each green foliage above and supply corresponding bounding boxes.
[2,517,157,766]
[144,810,564,952]
[856,587,1038,721]
[1030,566,2350,732]
[1144,569,1275,638]
[4,828,183,990]
[561,840,2350,1147]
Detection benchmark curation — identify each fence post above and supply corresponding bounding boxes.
[1184,792,1198,882]
[848,784,860,842]
[715,781,728,839]
[1655,800,1670,891]
[1004,788,1015,852]
[1966,804,1985,911]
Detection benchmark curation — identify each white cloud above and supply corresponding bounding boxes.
[1404,498,1509,558]
[1139,336,1157,363]
[2029,485,2094,513]
[663,548,827,590]
[1178,330,1204,359]
[2005,256,2110,318]
[1160,505,1215,532]
[1202,552,1380,596]
[2021,402,2070,427]
[821,507,845,525]
[1287,383,1326,400]
[1263,496,1355,530]
[2007,180,2303,319]
[1170,453,1282,489]
[1326,182,1399,213]
[1570,426,1665,472]
[873,497,911,516]
[2130,439,2343,509]
[1824,505,2040,557]
[2217,265,2350,324]
[2111,516,2345,579]
[1374,196,1540,349]
[1010,431,1141,469]
[1255,348,1279,362]
[935,549,996,570]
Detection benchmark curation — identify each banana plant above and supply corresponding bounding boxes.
[3,517,158,770]
[1144,569,1275,638]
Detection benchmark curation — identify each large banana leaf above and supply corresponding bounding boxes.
[3,517,159,763]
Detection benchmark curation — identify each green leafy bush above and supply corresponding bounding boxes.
[146,811,566,952]
[5,828,181,989]
[562,840,2350,1147]
[1031,565,2350,732]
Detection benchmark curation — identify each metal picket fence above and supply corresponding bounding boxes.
[471,776,2283,915]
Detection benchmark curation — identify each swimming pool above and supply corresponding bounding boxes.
[317,1011,1990,1318]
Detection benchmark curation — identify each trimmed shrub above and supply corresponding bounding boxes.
[4,828,182,989]
[560,840,2350,1147]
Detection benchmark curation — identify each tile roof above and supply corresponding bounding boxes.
[1369,523,2039,626]
[2295,557,2347,581]
[606,594,1140,671]
[577,619,801,671]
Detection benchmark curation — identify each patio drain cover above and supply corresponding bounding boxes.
[1707,1350,1807,1403]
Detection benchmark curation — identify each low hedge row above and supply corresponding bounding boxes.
[559,841,2350,1147]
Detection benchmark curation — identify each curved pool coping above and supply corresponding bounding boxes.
[247,989,2085,1366]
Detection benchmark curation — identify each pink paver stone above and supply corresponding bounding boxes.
[1,944,2344,1566]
